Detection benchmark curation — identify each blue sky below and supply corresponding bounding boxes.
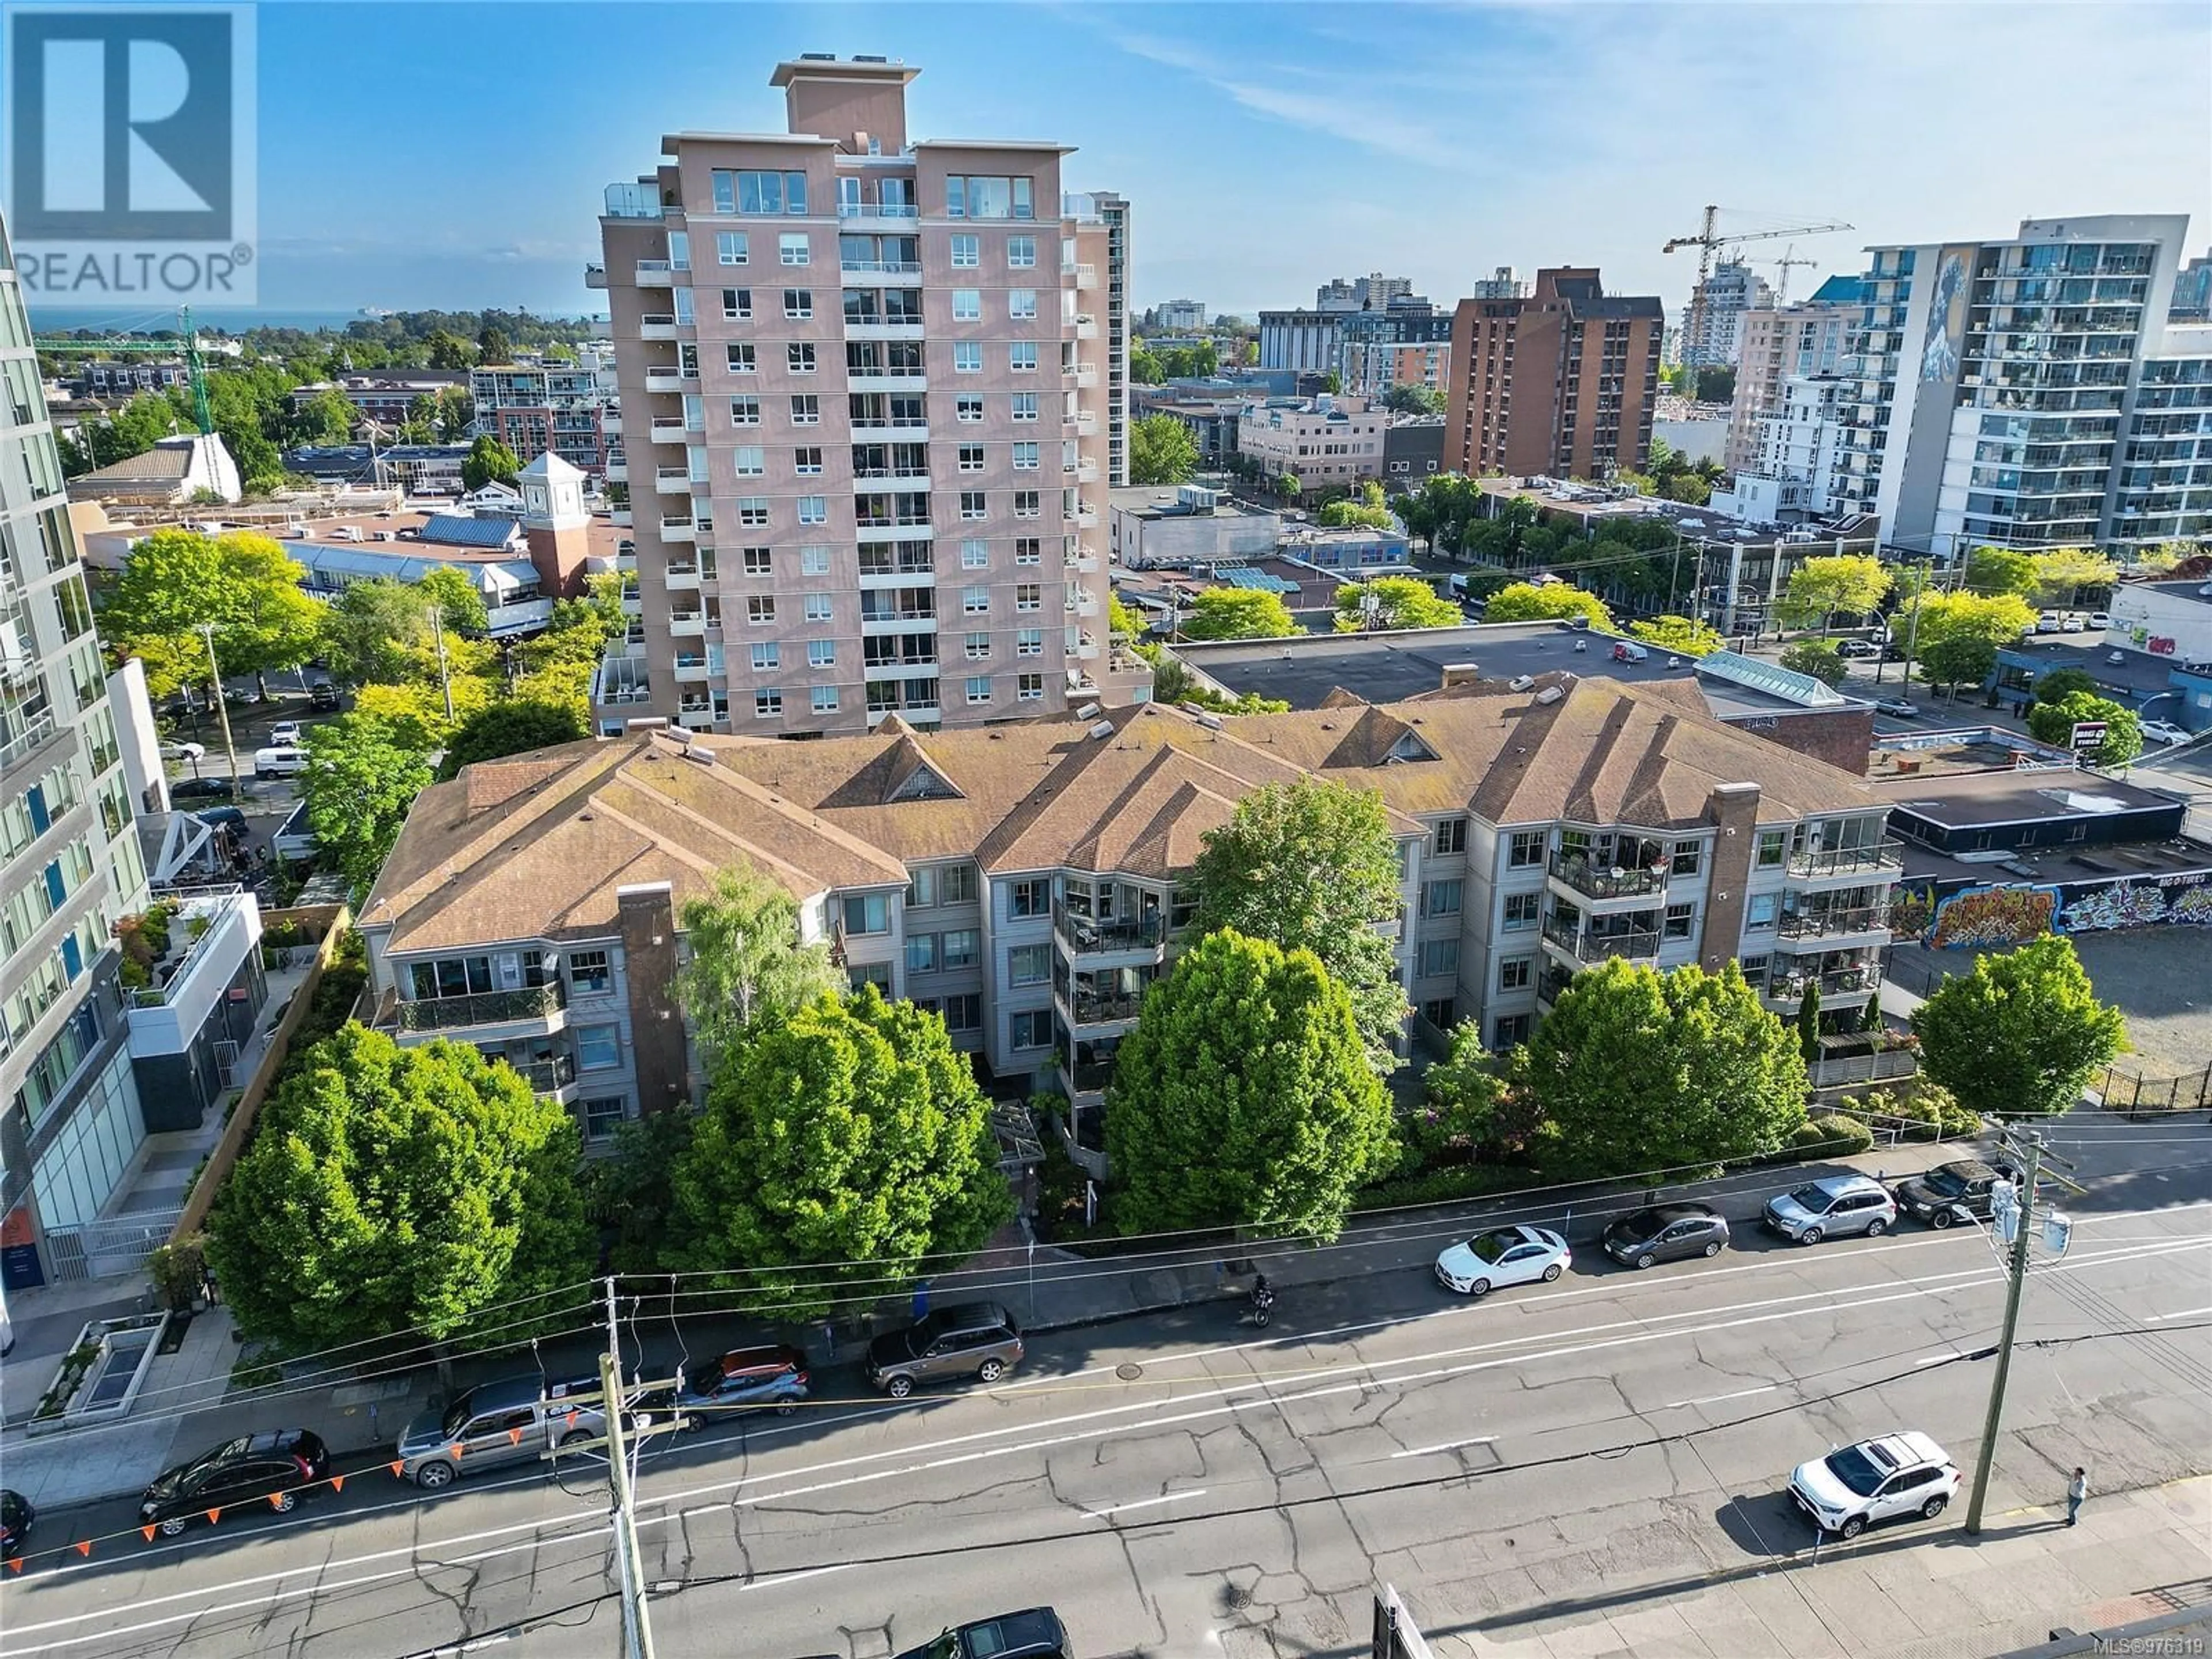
[68,1,2212,321]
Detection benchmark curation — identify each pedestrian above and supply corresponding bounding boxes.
[200,1261,220,1305]
[2066,1466,2089,1527]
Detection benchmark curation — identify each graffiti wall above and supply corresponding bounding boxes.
[1921,869,2212,945]
[1926,885,2060,949]
[2058,870,2212,932]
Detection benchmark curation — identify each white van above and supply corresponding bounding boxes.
[253,745,309,779]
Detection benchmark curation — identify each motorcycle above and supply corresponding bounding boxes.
[1246,1276,1275,1329]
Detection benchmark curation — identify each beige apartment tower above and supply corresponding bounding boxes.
[593,56,1145,736]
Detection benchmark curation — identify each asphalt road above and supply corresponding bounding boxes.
[3,1127,2206,1659]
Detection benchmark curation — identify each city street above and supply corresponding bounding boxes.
[2,1145,2205,1659]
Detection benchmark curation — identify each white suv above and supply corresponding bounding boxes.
[1790,1431,1960,1539]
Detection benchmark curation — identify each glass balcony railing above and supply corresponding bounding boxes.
[1548,853,1667,901]
[1051,902,1164,955]
[1540,915,1660,962]
[1787,841,1904,879]
[1767,962,1883,1001]
[395,983,565,1033]
[1775,904,1888,939]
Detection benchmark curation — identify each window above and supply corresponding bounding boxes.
[1502,891,1540,931]
[804,594,832,621]
[787,343,817,374]
[1663,902,1696,941]
[961,490,988,520]
[961,537,989,570]
[726,343,756,373]
[842,893,891,935]
[1010,1009,1052,1051]
[1016,583,1041,612]
[790,393,820,424]
[1017,672,1044,701]
[946,175,1033,219]
[778,232,810,266]
[729,394,760,425]
[749,642,778,671]
[569,950,612,994]
[808,639,836,668]
[797,495,828,524]
[733,445,765,477]
[1426,878,1463,918]
[1009,943,1051,986]
[1013,490,1039,517]
[737,497,770,526]
[1016,628,1043,657]
[728,170,806,214]
[715,231,748,266]
[721,286,751,319]
[1009,877,1050,917]
[956,395,984,422]
[1745,892,1779,929]
[936,992,982,1032]
[959,443,986,472]
[964,631,991,660]
[754,687,783,719]
[583,1097,627,1142]
[952,289,981,321]
[1419,938,1461,978]
[1508,831,1546,868]
[1670,840,1703,877]
[954,342,982,373]
[1756,829,1788,868]
[1009,289,1037,320]
[783,289,813,319]
[747,595,777,624]
[942,929,979,968]
[1493,1014,1532,1051]
[736,546,771,577]
[965,675,993,705]
[1013,442,1039,469]
[794,446,824,475]
[950,234,979,268]
[1007,234,1037,266]
[1009,342,1037,372]
[577,1024,622,1071]
[1498,955,1533,992]
[1422,997,1457,1029]
[1739,954,1769,990]
[903,933,938,975]
[850,961,892,993]
[940,864,978,905]
[1012,392,1037,422]
[1015,537,1040,565]
[801,545,831,575]
[1433,817,1469,856]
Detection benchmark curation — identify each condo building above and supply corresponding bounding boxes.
[591,55,1144,739]
[1682,259,1775,370]
[1725,278,1864,472]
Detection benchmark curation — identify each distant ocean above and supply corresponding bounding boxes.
[26,305,592,335]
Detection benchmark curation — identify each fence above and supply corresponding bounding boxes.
[45,1206,185,1282]
[1808,1048,1921,1091]
[2095,1063,2212,1118]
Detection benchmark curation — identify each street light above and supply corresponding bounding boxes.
[196,623,241,804]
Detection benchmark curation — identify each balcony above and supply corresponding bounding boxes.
[639,317,680,342]
[512,1055,578,1094]
[1072,504,1099,528]
[838,201,920,221]
[1072,548,1099,573]
[1765,962,1883,1003]
[842,258,922,276]
[603,457,627,483]
[394,983,566,1035]
[644,369,688,394]
[673,656,711,682]
[609,507,634,527]
[867,702,940,726]
[858,520,933,542]
[584,263,608,290]
[1540,914,1660,963]
[664,562,701,589]
[848,373,929,395]
[1074,459,1100,483]
[1074,263,1098,289]
[668,613,707,637]
[634,260,675,286]
[1052,902,1165,957]
[660,518,698,543]
[850,419,930,444]
[648,419,688,444]
[1055,986,1147,1029]
[1548,853,1668,903]
[1787,840,1904,881]
[123,891,261,1059]
[1062,410,1097,434]
[1774,904,1889,942]
[853,465,931,482]
[1535,963,1576,1007]
[846,320,928,342]
[1074,317,1099,340]
[1066,361,1099,387]
[654,467,691,494]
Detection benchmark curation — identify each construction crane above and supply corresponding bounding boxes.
[33,304,216,435]
[1664,207,1854,366]
[1755,245,1822,305]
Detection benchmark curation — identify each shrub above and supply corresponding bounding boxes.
[1354,1164,1527,1211]
[1794,1114,1875,1157]
[146,1236,206,1312]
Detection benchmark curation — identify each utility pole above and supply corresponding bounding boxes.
[427,605,456,725]
[1964,1128,2046,1535]
[199,623,241,798]
[600,1278,658,1659]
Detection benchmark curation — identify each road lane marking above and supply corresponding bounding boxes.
[2145,1305,2212,1323]
[1389,1436,1497,1459]
[1914,1351,1970,1367]
[1657,1386,1777,1411]
[1081,1490,1209,1518]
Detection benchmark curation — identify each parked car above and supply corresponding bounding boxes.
[1892,1158,2019,1229]
[160,740,206,763]
[267,720,305,747]
[253,744,308,779]
[2088,611,2112,630]
[139,1429,329,1537]
[0,1488,31,1554]
[865,1302,1024,1399]
[395,1373,604,1490]
[1762,1176,1897,1245]
[1873,696,1919,718]
[893,1608,1070,1659]
[661,1344,809,1429]
[2035,612,2064,634]
[1836,639,1882,660]
[1601,1203,1729,1269]
[169,777,241,803]
[1434,1224,1570,1297]
[2059,613,2085,632]
[309,681,342,711]
[2139,719,2191,747]
[1789,1431,1960,1539]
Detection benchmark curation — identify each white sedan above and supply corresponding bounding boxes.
[2139,719,2191,747]
[1434,1225,1570,1297]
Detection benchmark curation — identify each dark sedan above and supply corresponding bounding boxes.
[169,777,242,803]
[139,1429,329,1537]
[894,1608,1069,1659]
[1,1488,31,1554]
[1602,1203,1730,1268]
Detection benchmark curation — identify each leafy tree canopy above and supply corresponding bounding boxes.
[2025,666,2097,707]
[1479,580,1615,631]
[1317,481,1396,532]
[417,566,490,638]
[1779,638,1848,688]
[99,528,321,695]
[1779,554,1892,630]
[2027,691,2143,767]
[1180,586,1298,640]
[1381,383,1445,414]
[676,863,843,1066]
[462,433,521,491]
[1128,413,1199,487]
[435,698,590,781]
[1627,615,1725,657]
[2030,546,2120,607]
[1912,935,2124,1119]
[302,714,435,891]
[1334,574,1457,632]
[1964,546,2040,601]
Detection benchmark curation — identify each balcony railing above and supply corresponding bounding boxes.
[1535,964,1576,1006]
[1541,915,1660,962]
[1052,902,1165,955]
[842,259,922,275]
[1059,987,1147,1026]
[1548,853,1667,902]
[1775,904,1888,939]
[838,202,920,221]
[1767,963,1883,1001]
[395,983,565,1033]
[511,1055,577,1093]
[1787,840,1904,879]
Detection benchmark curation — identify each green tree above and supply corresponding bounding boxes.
[416,566,491,638]
[1128,414,1200,486]
[1964,546,2040,601]
[1479,580,1615,630]
[586,1108,698,1274]
[435,698,590,781]
[204,1025,592,1355]
[1904,590,2037,695]
[1779,638,1848,688]
[211,532,325,694]
[668,988,1012,1316]
[1692,365,1736,403]
[1275,471,1302,499]
[1513,959,1808,1176]
[462,434,521,491]
[1779,554,1892,632]
[676,863,842,1066]
[1334,574,1458,631]
[425,331,475,372]
[1912,935,2126,1119]
[476,325,513,366]
[319,578,440,686]
[97,528,320,696]
[1380,384,1445,414]
[1408,1021,1507,1169]
[291,388,358,446]
[2027,691,2143,767]
[1106,930,1396,1239]
[1797,979,1823,1062]
[1180,586,1298,640]
[1317,481,1396,531]
[1627,615,1725,657]
[1916,632,1998,698]
[2030,547,2120,608]
[1190,778,1408,1069]
[302,715,435,891]
[2024,666,2097,709]
[1130,344,1164,385]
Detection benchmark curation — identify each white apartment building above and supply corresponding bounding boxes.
[1835,214,2205,559]
[1710,374,1852,527]
[1684,260,1775,369]
[1238,395,1386,489]
[468,361,619,476]
[1726,287,1861,472]
[591,55,1145,739]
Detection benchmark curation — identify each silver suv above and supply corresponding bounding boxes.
[866,1302,1024,1399]
[394,1374,606,1489]
[1762,1175,1896,1245]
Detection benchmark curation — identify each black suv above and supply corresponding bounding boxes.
[139,1429,329,1536]
[894,1608,1068,1659]
[1892,1159,2020,1229]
